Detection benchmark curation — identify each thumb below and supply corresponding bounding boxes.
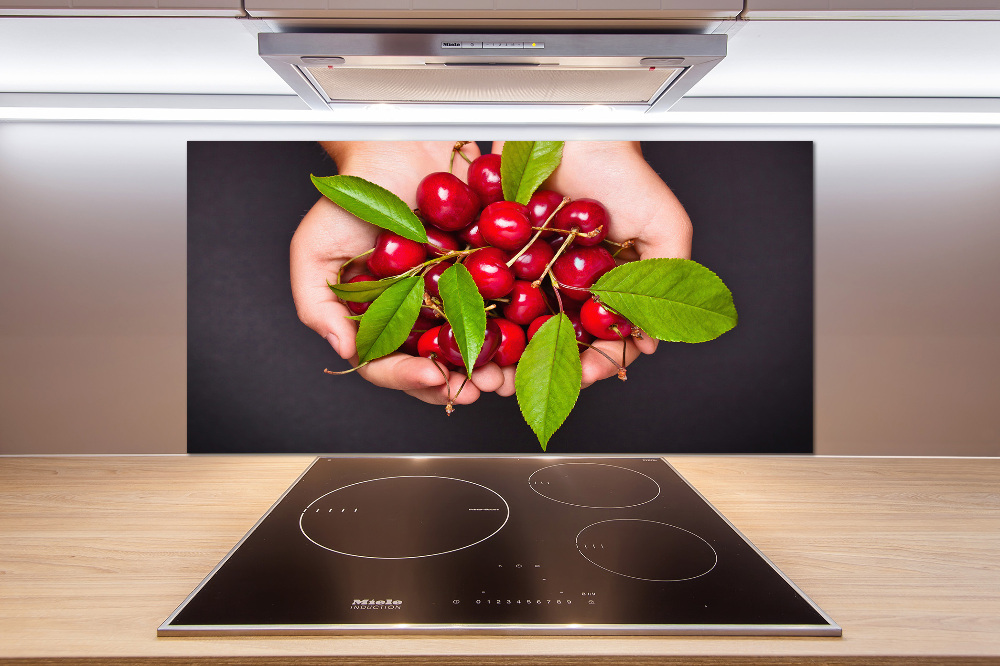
[294,297,358,360]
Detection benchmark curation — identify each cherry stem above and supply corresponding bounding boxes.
[531,230,577,290]
[336,247,375,284]
[450,141,473,172]
[578,341,625,375]
[548,270,566,313]
[506,196,571,268]
[454,375,471,401]
[608,238,636,258]
[610,325,628,381]
[323,361,369,376]
[423,295,446,319]
[534,225,603,240]
[432,354,456,415]
[604,237,635,247]
[401,248,480,278]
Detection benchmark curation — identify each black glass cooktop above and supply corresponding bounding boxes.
[159,456,840,636]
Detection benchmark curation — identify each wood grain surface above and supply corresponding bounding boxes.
[1,455,998,665]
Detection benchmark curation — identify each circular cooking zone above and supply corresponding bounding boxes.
[576,519,718,582]
[528,463,661,508]
[299,476,509,559]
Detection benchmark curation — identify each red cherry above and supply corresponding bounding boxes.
[552,198,608,247]
[503,281,550,326]
[493,318,527,366]
[417,325,443,357]
[580,298,633,340]
[437,319,501,369]
[548,233,572,254]
[416,172,480,231]
[527,189,565,237]
[417,325,455,368]
[565,308,595,348]
[511,238,555,281]
[412,315,438,332]
[467,153,504,205]
[343,274,376,315]
[423,260,453,299]
[463,247,515,299]
[419,304,444,322]
[401,317,436,355]
[478,201,532,251]
[551,246,616,301]
[528,313,592,348]
[527,314,552,341]
[458,219,489,248]
[424,226,461,258]
[367,231,427,278]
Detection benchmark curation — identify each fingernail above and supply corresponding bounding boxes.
[326,333,341,357]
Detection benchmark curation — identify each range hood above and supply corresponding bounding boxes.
[258,32,726,113]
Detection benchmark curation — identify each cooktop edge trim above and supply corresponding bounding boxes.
[659,459,842,636]
[157,456,324,634]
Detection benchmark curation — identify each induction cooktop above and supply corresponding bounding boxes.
[159,456,840,636]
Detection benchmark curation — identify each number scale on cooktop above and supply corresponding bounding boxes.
[159,457,840,636]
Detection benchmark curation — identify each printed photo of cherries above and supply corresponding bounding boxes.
[314,140,737,450]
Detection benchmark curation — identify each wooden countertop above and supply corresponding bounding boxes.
[1,455,997,665]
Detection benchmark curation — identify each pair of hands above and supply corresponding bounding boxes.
[290,141,692,407]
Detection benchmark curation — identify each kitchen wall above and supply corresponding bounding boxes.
[1,120,997,456]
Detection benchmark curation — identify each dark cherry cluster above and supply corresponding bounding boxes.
[343,151,634,374]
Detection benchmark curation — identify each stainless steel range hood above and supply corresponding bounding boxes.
[258,32,726,113]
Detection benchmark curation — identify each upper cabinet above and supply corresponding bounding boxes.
[744,0,1000,19]
[0,0,243,16]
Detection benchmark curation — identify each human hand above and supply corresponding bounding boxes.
[290,141,506,406]
[493,140,693,389]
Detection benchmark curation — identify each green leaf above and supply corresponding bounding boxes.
[328,276,405,303]
[501,141,564,205]
[437,264,486,376]
[591,258,737,343]
[355,275,424,364]
[311,174,428,244]
[515,313,582,451]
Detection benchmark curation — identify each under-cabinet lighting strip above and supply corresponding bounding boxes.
[1,96,998,125]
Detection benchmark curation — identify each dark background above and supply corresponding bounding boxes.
[187,141,813,454]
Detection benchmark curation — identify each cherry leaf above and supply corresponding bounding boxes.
[437,263,486,376]
[311,174,428,244]
[501,141,564,205]
[515,313,582,451]
[355,275,424,364]
[328,276,405,303]
[590,258,737,343]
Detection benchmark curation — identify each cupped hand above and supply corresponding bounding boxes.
[290,141,505,406]
[493,141,693,389]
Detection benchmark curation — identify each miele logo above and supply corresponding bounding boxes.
[351,599,403,610]
[442,42,461,47]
